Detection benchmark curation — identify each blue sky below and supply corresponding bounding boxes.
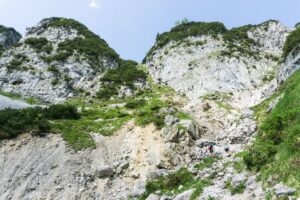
[0,0,300,61]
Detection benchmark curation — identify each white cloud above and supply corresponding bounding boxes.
[89,0,100,9]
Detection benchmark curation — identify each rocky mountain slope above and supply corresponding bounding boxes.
[144,20,289,108]
[0,18,146,103]
[0,18,300,200]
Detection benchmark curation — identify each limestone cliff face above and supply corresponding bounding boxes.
[0,25,21,49]
[0,18,120,103]
[1,19,300,200]
[145,21,290,108]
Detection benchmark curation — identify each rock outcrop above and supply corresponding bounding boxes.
[0,25,21,49]
[145,20,290,108]
[0,18,123,103]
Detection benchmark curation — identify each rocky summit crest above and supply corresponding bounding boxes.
[0,18,146,102]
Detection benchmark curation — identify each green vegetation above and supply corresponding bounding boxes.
[48,65,60,74]
[42,18,120,68]
[194,157,220,170]
[0,44,4,56]
[223,25,256,47]
[225,179,246,195]
[262,73,276,82]
[50,80,181,148]
[0,65,187,151]
[52,100,132,137]
[176,112,193,120]
[0,90,22,99]
[0,105,79,139]
[97,61,147,100]
[25,37,53,53]
[134,97,169,129]
[233,160,246,173]
[139,168,211,200]
[0,104,96,151]
[6,54,29,71]
[220,24,261,59]
[243,69,300,193]
[144,22,226,62]
[144,21,267,61]
[125,99,146,109]
[200,92,233,112]
[283,26,300,59]
[175,17,190,26]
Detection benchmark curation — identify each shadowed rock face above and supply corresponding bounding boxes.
[0,25,21,48]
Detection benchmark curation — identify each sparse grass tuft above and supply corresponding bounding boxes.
[139,168,211,200]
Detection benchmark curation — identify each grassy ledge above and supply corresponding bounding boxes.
[243,69,300,195]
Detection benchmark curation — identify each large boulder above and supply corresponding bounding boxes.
[96,166,114,178]
[178,120,204,140]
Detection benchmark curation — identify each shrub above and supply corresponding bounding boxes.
[0,45,4,56]
[101,60,147,87]
[40,18,121,67]
[56,37,120,68]
[6,54,29,71]
[125,99,146,109]
[0,104,80,140]
[44,104,80,120]
[243,142,277,170]
[48,65,60,74]
[42,51,72,63]
[145,168,194,195]
[140,168,211,199]
[25,37,52,53]
[283,26,300,59]
[143,22,261,62]
[96,85,118,100]
[225,179,246,195]
[243,69,300,188]
[144,21,226,62]
[97,60,147,99]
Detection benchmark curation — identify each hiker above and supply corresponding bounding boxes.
[224,144,229,153]
[208,143,214,153]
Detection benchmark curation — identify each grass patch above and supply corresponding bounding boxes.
[176,112,192,120]
[225,179,246,195]
[139,168,211,200]
[41,17,120,68]
[194,157,220,170]
[97,60,147,100]
[0,90,21,99]
[243,69,300,193]
[25,37,53,54]
[6,54,29,71]
[283,26,300,59]
[144,21,226,62]
[144,21,275,61]
[0,104,79,139]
